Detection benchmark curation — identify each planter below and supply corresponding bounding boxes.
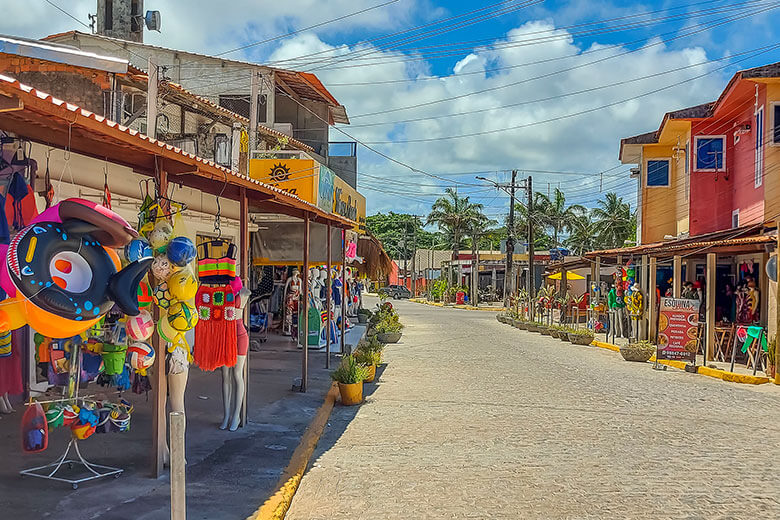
[538,327,551,336]
[357,314,369,324]
[515,321,527,330]
[338,382,363,405]
[767,364,776,379]
[549,329,560,339]
[363,364,376,383]
[619,343,655,362]
[568,333,594,346]
[376,332,402,344]
[496,315,505,324]
[526,324,539,332]
[560,334,569,342]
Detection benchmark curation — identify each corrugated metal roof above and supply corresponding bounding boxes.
[0,33,128,73]
[0,73,352,227]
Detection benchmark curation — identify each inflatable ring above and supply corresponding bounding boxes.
[7,219,152,325]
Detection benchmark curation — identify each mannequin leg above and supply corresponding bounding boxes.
[229,355,247,431]
[0,393,12,414]
[219,365,234,430]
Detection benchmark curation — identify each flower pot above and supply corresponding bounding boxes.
[539,327,551,336]
[377,332,402,344]
[549,329,560,339]
[560,334,569,342]
[620,343,655,362]
[496,315,504,323]
[363,364,376,383]
[568,333,594,346]
[526,324,539,332]
[516,321,527,330]
[358,314,368,324]
[338,382,363,405]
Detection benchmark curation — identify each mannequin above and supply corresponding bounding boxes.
[309,267,322,311]
[627,283,644,341]
[221,286,250,431]
[319,270,328,302]
[0,393,13,414]
[283,269,302,337]
[162,344,189,466]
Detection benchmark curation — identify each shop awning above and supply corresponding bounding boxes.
[0,74,352,228]
[547,271,585,280]
[252,221,342,265]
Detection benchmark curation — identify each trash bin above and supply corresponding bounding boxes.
[456,291,466,305]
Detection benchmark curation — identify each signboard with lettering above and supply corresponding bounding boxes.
[249,159,318,201]
[317,165,335,213]
[332,175,366,233]
[657,297,700,362]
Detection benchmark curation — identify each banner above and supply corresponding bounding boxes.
[657,297,700,362]
[249,158,318,200]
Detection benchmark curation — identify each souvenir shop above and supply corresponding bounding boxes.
[0,74,352,491]
[583,228,776,371]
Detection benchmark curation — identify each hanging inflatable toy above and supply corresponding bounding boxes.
[0,199,152,338]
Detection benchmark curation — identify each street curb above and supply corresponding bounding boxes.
[245,382,340,520]
[409,298,504,312]
[591,340,770,385]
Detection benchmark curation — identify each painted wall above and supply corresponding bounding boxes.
[688,116,735,235]
[762,82,780,223]
[640,144,678,243]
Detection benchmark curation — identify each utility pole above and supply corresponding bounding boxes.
[505,170,517,306]
[402,222,408,291]
[249,70,260,151]
[527,175,535,320]
[147,57,158,139]
[411,222,417,297]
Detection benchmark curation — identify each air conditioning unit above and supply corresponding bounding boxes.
[272,123,293,137]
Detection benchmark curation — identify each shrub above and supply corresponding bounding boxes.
[330,355,369,384]
[354,348,381,366]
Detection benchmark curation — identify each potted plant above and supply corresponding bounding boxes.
[375,312,403,343]
[526,321,539,333]
[330,355,369,405]
[539,323,552,336]
[620,339,656,362]
[515,318,528,330]
[357,308,372,324]
[560,327,572,342]
[568,329,595,346]
[354,348,381,383]
[767,336,776,379]
[549,325,562,339]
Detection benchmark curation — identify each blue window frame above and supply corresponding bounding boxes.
[647,160,669,187]
[694,136,725,171]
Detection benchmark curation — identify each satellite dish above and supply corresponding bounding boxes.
[766,255,777,283]
[145,11,162,32]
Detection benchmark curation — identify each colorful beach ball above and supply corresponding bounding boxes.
[157,317,180,343]
[167,301,198,332]
[153,282,173,310]
[124,238,152,263]
[167,236,197,267]
[127,342,155,372]
[137,280,153,309]
[168,269,198,301]
[126,310,154,341]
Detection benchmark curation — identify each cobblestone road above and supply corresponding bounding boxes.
[286,300,780,519]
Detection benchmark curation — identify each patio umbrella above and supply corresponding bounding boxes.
[547,271,585,280]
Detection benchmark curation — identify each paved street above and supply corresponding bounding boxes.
[287,299,780,519]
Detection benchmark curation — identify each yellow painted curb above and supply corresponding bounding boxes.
[410,299,504,311]
[591,340,770,385]
[245,382,340,520]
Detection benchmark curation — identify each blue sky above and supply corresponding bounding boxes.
[4,0,780,223]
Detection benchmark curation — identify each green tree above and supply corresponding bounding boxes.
[564,213,598,255]
[509,192,553,250]
[365,212,446,259]
[534,188,586,247]
[426,188,484,262]
[591,192,636,249]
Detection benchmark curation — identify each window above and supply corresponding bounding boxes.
[104,0,113,30]
[646,159,670,187]
[773,103,780,144]
[732,209,740,228]
[694,136,725,171]
[214,134,231,167]
[756,106,765,187]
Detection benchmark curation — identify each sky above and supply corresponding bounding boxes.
[3,0,780,223]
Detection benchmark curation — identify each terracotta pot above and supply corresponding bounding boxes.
[539,327,551,336]
[338,382,363,406]
[377,332,402,344]
[363,364,376,383]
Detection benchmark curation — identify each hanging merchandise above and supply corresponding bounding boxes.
[126,310,155,341]
[124,237,152,263]
[0,199,152,338]
[21,401,48,453]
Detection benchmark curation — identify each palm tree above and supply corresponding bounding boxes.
[427,187,484,261]
[565,213,598,255]
[591,192,635,249]
[467,212,497,303]
[508,192,551,250]
[535,188,586,247]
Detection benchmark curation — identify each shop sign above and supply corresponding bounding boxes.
[657,297,700,362]
[332,176,366,233]
[317,165,335,213]
[248,158,318,200]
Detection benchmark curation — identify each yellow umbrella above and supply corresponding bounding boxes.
[547,271,585,280]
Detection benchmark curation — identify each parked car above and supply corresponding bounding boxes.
[379,285,412,299]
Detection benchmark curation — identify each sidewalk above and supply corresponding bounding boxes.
[0,325,365,520]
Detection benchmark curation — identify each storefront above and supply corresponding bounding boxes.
[0,73,353,485]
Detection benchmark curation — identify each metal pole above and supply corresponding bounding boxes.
[403,223,408,292]
[301,215,309,392]
[412,223,417,297]
[147,57,158,139]
[249,70,260,151]
[505,170,516,305]
[326,223,332,369]
[776,223,780,384]
[527,175,535,321]
[239,187,249,426]
[169,411,186,520]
